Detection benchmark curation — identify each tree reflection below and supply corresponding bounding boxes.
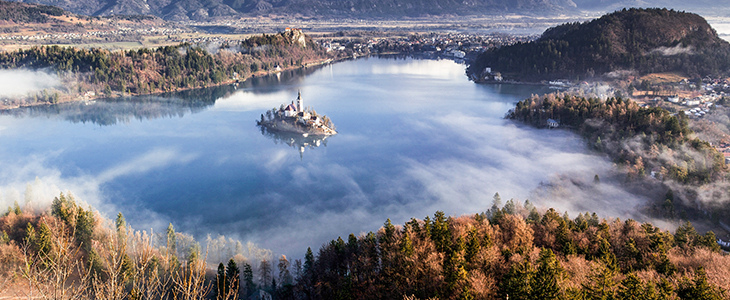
[257,124,330,159]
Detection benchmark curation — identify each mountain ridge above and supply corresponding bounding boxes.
[8,0,580,21]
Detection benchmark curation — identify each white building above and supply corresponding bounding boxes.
[284,103,297,117]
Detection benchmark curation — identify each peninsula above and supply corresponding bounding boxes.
[257,91,337,136]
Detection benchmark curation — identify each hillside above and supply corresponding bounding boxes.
[0,0,65,23]
[2,192,728,299]
[9,0,579,21]
[468,8,730,81]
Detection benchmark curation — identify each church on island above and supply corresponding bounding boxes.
[257,91,337,136]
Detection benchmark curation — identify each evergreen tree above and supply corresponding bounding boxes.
[431,211,450,253]
[278,255,293,286]
[36,222,53,257]
[532,248,564,299]
[678,267,724,300]
[464,228,480,265]
[166,223,176,255]
[583,264,618,300]
[226,259,240,297]
[214,263,228,300]
[499,258,534,300]
[242,262,256,297]
[617,273,647,300]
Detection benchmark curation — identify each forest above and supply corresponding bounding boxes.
[1,192,728,299]
[0,30,331,107]
[508,93,726,185]
[468,8,730,81]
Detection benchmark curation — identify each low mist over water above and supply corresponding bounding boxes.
[0,57,651,258]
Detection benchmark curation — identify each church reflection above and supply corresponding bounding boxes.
[258,125,330,159]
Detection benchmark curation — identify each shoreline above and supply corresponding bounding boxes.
[0,56,343,111]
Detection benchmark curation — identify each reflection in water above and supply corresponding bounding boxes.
[258,124,330,159]
[0,64,327,126]
[0,95,220,126]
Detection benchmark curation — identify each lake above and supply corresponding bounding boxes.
[0,56,643,260]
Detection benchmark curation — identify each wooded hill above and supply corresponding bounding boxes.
[294,202,728,300]
[0,30,331,107]
[508,93,730,229]
[2,192,728,299]
[468,8,730,82]
[508,94,727,185]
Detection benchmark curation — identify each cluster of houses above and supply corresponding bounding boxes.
[0,27,186,42]
[318,32,535,59]
[478,67,503,82]
[718,239,730,249]
[683,106,712,118]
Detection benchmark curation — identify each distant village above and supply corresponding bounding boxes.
[315,32,535,60]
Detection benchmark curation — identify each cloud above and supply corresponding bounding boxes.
[393,110,655,222]
[0,148,198,216]
[0,69,60,97]
[97,148,198,183]
[650,44,694,56]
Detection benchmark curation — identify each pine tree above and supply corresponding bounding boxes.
[226,259,240,297]
[166,223,176,255]
[36,221,53,257]
[464,228,480,265]
[617,273,646,300]
[532,248,564,300]
[400,232,414,258]
[431,211,450,253]
[582,263,618,300]
[499,258,534,300]
[214,263,228,300]
[678,267,724,300]
[259,259,272,290]
[278,255,293,286]
[242,262,255,297]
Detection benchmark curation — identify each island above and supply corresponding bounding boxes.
[256,91,337,136]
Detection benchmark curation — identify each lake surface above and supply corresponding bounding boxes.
[0,57,641,259]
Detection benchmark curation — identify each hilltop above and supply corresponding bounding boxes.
[468,8,730,82]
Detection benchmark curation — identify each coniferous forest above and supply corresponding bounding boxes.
[1,193,728,299]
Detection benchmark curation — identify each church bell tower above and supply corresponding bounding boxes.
[297,90,303,112]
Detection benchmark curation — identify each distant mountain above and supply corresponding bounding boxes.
[7,0,580,21]
[0,0,65,23]
[468,8,730,81]
[572,0,728,16]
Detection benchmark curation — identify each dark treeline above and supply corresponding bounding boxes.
[508,93,726,185]
[0,30,330,105]
[293,196,728,299]
[468,8,730,81]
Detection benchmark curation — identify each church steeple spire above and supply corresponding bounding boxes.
[297,90,303,112]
